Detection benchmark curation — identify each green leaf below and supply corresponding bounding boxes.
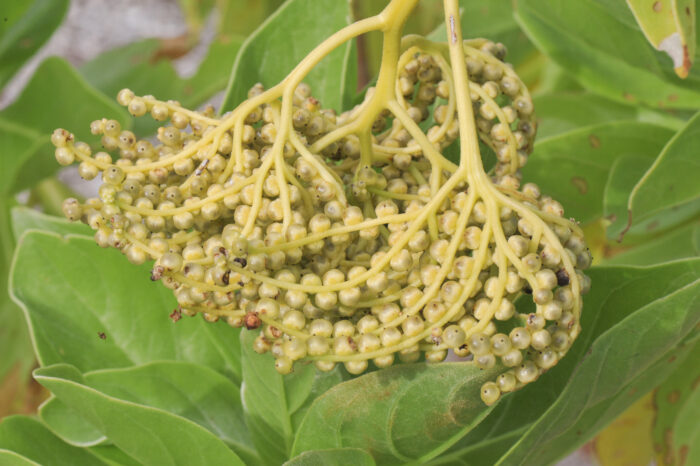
[522,121,674,224]
[0,415,104,465]
[9,231,242,382]
[240,329,347,465]
[0,201,33,381]
[40,361,258,464]
[88,445,140,466]
[533,92,639,139]
[626,0,696,78]
[604,220,700,265]
[80,35,244,130]
[285,448,376,466]
[34,364,245,466]
[39,397,106,447]
[0,0,69,89]
[427,426,528,466]
[652,342,700,465]
[495,259,700,465]
[292,362,501,465]
[627,111,700,234]
[220,0,352,113]
[671,376,700,466]
[11,207,92,239]
[515,0,700,109]
[0,450,40,466]
[0,57,129,194]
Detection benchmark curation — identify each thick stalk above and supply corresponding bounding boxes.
[356,0,420,129]
[442,0,485,180]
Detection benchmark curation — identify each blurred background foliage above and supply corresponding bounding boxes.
[0,1,698,465]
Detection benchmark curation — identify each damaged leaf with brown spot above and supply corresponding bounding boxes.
[626,0,695,78]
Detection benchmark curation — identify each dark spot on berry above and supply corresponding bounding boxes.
[244,312,261,329]
[523,285,532,294]
[269,326,282,338]
[556,269,570,286]
[219,246,227,256]
[237,280,245,287]
[151,266,164,281]
[222,270,230,285]
[234,257,247,267]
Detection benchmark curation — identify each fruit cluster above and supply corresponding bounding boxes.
[50,0,590,405]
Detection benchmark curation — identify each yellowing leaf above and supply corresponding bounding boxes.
[626,0,696,77]
[593,392,655,466]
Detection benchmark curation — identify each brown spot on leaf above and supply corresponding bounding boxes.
[98,332,106,340]
[675,45,691,78]
[668,94,679,102]
[647,220,660,231]
[664,429,675,464]
[169,308,182,322]
[571,176,588,194]
[653,1,662,12]
[679,445,689,465]
[667,390,680,403]
[588,134,601,148]
[623,92,636,102]
[151,34,189,62]
[668,355,677,363]
[617,210,633,243]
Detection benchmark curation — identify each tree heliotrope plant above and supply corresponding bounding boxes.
[50,0,590,405]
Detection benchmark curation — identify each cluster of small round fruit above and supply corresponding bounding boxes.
[52,36,589,405]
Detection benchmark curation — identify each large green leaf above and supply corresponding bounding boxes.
[495,259,700,465]
[220,0,353,113]
[516,0,700,109]
[627,111,700,234]
[9,231,242,382]
[292,362,501,465]
[0,0,69,89]
[39,361,257,464]
[34,364,245,466]
[522,121,673,224]
[240,329,347,465]
[285,448,376,466]
[0,415,104,465]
